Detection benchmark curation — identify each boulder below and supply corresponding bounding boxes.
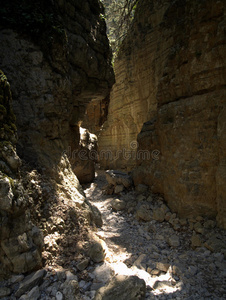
[136,204,151,222]
[191,234,202,248]
[76,258,90,271]
[106,170,133,189]
[167,235,180,248]
[152,208,165,222]
[114,184,124,194]
[111,199,126,211]
[93,262,114,284]
[0,287,11,298]
[94,275,146,300]
[15,269,46,298]
[89,241,106,263]
[204,236,226,253]
[62,280,80,300]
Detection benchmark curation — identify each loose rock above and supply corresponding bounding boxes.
[168,235,180,248]
[15,269,46,298]
[111,199,126,211]
[94,275,146,300]
[89,241,106,263]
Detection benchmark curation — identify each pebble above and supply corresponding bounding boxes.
[1,172,225,300]
[77,259,90,271]
[56,291,63,300]
[79,280,87,288]
[65,271,78,282]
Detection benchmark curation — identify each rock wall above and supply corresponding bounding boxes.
[99,0,226,227]
[98,0,165,170]
[0,71,43,279]
[0,0,114,278]
[0,0,114,179]
[82,96,110,135]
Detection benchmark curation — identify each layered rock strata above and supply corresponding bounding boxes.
[99,0,226,227]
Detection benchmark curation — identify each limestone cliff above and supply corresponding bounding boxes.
[99,0,226,228]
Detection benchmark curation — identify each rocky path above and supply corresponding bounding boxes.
[83,170,226,300]
[0,171,225,300]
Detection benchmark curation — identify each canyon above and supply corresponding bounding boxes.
[0,0,225,299]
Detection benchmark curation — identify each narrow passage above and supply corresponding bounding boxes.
[84,171,226,299]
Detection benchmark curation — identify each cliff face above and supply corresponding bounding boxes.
[0,0,114,178]
[0,71,43,279]
[0,0,114,278]
[99,0,226,227]
[98,0,165,170]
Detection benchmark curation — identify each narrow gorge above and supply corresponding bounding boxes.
[0,0,225,299]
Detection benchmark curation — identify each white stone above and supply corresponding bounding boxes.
[56,291,63,300]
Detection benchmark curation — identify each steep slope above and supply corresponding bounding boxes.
[99,0,226,227]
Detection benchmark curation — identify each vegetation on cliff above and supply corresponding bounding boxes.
[102,0,139,57]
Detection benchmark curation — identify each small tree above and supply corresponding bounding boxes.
[102,0,139,59]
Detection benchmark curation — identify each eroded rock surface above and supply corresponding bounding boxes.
[0,0,114,179]
[0,0,114,280]
[99,0,226,227]
[0,71,43,279]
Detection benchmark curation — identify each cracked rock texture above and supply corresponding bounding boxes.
[0,0,114,180]
[0,71,43,279]
[99,0,226,228]
[0,0,114,279]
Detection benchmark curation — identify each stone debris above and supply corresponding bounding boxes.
[114,184,124,194]
[15,269,46,298]
[136,204,152,222]
[105,170,133,194]
[1,171,226,300]
[77,259,90,271]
